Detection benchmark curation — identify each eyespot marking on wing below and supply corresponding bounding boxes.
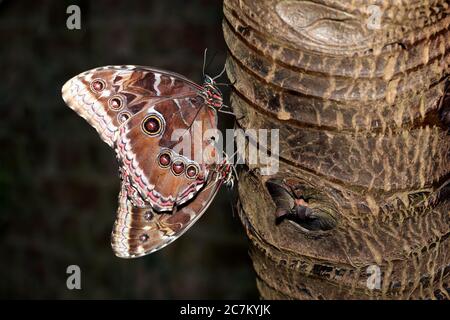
[141,113,165,137]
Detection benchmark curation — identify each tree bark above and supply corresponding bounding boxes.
[223,0,450,299]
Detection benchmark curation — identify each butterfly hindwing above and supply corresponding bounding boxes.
[111,171,223,258]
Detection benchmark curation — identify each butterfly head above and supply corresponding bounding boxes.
[202,75,223,109]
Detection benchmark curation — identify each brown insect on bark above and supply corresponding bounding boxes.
[223,0,450,299]
[266,178,336,231]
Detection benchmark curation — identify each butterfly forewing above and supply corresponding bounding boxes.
[61,65,200,147]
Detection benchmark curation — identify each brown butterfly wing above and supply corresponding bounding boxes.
[62,65,224,256]
[61,65,200,147]
[62,65,219,210]
[111,171,223,258]
[115,96,219,211]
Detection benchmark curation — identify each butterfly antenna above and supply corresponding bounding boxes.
[202,48,208,78]
[212,64,227,81]
[203,49,218,78]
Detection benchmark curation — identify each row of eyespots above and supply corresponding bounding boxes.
[158,151,199,179]
[90,79,131,125]
[91,79,125,109]
[140,209,153,243]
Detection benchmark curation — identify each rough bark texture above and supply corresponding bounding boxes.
[223,0,450,299]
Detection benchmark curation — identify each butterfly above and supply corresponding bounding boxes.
[62,63,233,258]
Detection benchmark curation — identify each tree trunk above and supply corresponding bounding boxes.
[223,0,450,299]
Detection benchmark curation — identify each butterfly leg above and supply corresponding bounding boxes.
[220,150,239,188]
[215,79,237,87]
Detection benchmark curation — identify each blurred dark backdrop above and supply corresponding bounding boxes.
[0,0,257,299]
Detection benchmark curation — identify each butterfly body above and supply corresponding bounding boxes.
[62,65,231,258]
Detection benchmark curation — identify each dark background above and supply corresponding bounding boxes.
[0,0,257,299]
